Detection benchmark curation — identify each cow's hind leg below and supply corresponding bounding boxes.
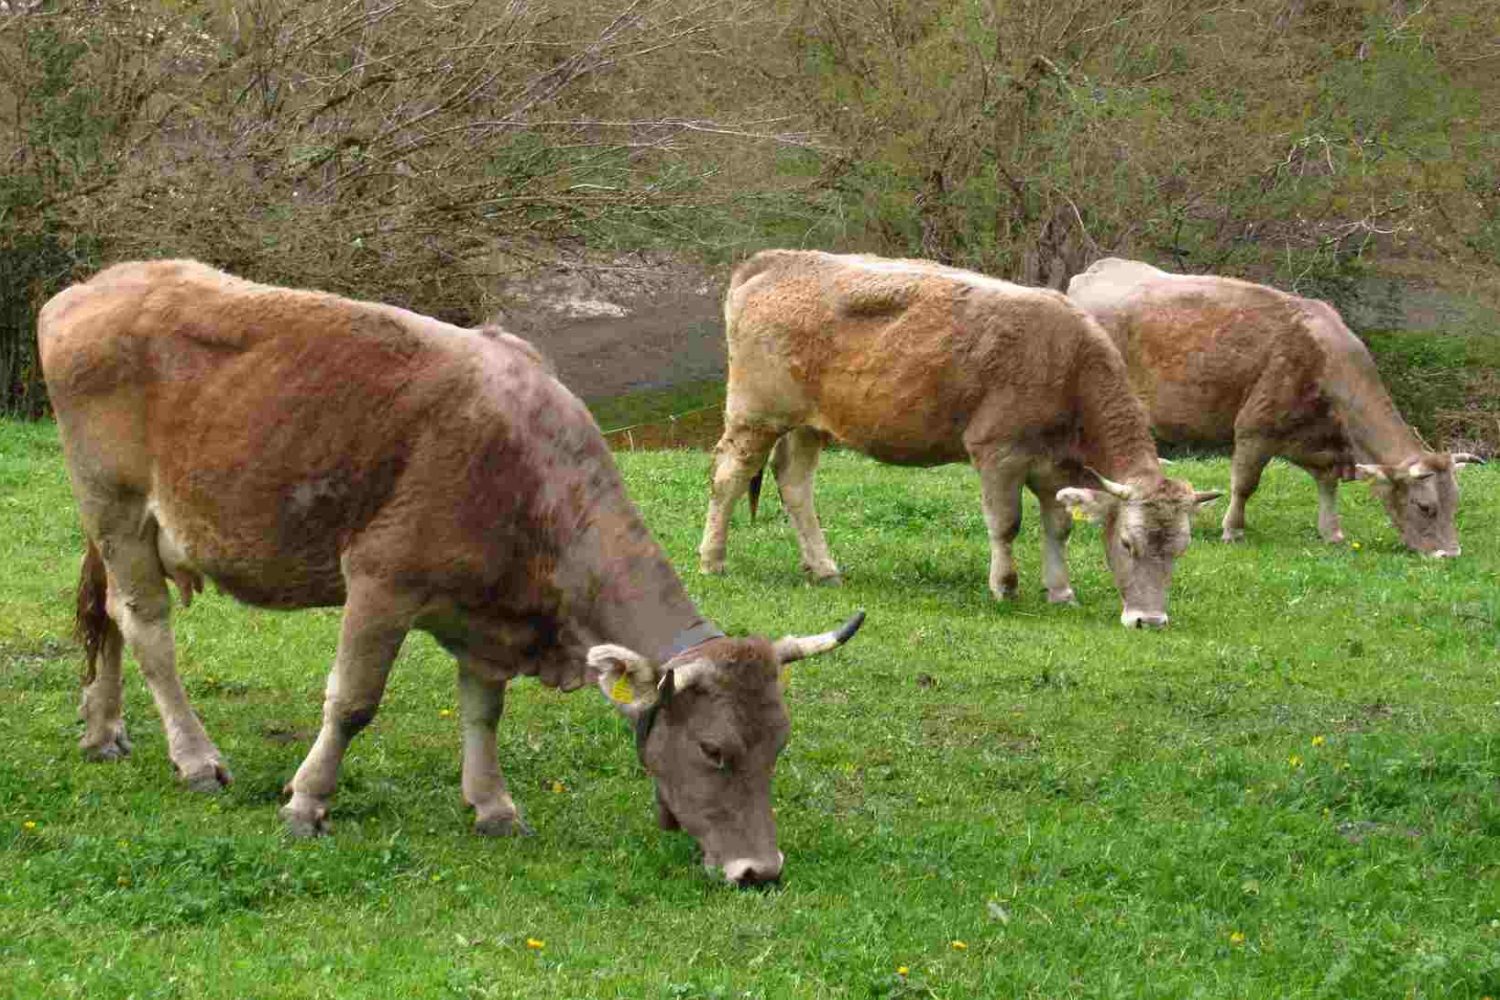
[773,427,841,584]
[1223,440,1273,542]
[457,664,530,837]
[77,541,130,761]
[100,531,229,791]
[281,579,415,836]
[699,422,780,575]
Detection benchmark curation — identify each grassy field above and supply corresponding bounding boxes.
[2,416,1499,999]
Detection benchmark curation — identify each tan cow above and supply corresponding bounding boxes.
[39,260,865,886]
[1067,258,1483,554]
[698,250,1220,629]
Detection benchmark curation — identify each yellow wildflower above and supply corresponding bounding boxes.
[1229,931,1245,945]
[1311,735,1326,747]
[526,938,545,950]
[950,940,967,951]
[22,820,36,831]
[551,781,565,794]
[897,967,909,977]
[1288,754,1303,768]
[1350,541,1362,550]
[439,708,453,718]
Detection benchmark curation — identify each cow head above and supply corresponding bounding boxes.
[587,611,865,886]
[1058,474,1221,629]
[1355,452,1483,557]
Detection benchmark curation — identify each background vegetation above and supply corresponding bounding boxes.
[3,0,1499,438]
[4,419,1500,998]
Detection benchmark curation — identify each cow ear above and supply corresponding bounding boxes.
[1057,487,1115,523]
[1354,463,1391,483]
[1192,490,1224,509]
[587,644,658,707]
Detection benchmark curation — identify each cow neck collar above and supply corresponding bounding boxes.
[635,619,725,760]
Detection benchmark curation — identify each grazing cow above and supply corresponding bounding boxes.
[1067,258,1483,553]
[39,260,865,886]
[698,250,1220,629]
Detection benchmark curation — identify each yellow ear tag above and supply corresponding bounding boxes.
[1071,507,1087,522]
[610,674,635,704]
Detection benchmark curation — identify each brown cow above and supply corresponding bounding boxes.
[1067,258,1483,554]
[698,250,1220,629]
[39,260,864,886]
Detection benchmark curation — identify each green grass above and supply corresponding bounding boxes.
[3,417,1500,999]
[586,380,726,435]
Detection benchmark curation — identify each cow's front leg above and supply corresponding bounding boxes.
[1223,440,1272,542]
[281,579,413,836]
[1033,477,1078,605]
[457,664,529,837]
[1311,467,1344,543]
[971,451,1028,600]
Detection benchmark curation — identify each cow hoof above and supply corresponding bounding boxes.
[699,560,726,576]
[280,803,330,837]
[475,813,532,838]
[1322,532,1345,544]
[1221,529,1245,543]
[180,760,233,793]
[1046,589,1079,606]
[80,727,132,762]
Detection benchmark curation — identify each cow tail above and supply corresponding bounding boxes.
[747,435,789,524]
[74,540,115,686]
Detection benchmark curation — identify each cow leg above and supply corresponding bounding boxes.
[971,452,1029,600]
[1030,474,1078,605]
[457,664,530,837]
[79,616,130,762]
[281,579,414,836]
[773,426,840,583]
[1223,441,1272,542]
[1310,467,1344,543]
[101,533,230,791]
[699,423,780,575]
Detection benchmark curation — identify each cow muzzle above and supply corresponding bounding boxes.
[1120,609,1169,629]
[1429,547,1461,559]
[721,852,784,888]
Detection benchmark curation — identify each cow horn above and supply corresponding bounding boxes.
[773,610,866,663]
[1085,468,1136,500]
[665,658,714,694]
[1451,452,1485,466]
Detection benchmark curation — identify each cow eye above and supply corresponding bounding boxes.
[698,743,729,771]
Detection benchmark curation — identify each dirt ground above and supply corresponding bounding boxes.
[486,251,728,402]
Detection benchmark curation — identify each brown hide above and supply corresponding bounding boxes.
[701,251,1216,628]
[1068,258,1468,554]
[40,260,863,883]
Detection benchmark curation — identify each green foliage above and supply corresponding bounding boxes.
[4,418,1500,997]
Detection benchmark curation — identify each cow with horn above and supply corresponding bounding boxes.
[40,259,865,886]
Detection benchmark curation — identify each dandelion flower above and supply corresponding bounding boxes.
[1288,754,1303,768]
[1350,541,1362,550]
[897,966,909,976]
[439,708,453,718]
[526,938,545,950]
[551,781,565,794]
[22,820,37,831]
[1311,735,1326,747]
[950,940,968,951]
[1229,931,1245,945]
